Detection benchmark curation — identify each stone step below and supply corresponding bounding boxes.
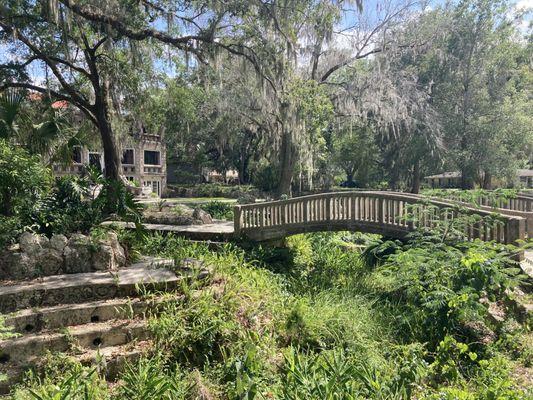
[0,319,149,365]
[0,340,155,395]
[78,340,154,380]
[3,295,179,335]
[0,265,181,314]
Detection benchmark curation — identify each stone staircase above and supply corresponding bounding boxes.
[0,257,206,394]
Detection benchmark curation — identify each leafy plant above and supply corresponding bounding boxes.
[117,356,187,400]
[199,201,234,220]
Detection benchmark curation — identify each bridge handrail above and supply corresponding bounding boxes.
[426,191,533,212]
[234,191,526,244]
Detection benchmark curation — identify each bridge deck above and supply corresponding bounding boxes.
[103,221,234,241]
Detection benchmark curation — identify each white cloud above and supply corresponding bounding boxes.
[515,0,533,11]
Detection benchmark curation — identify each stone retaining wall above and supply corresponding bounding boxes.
[0,232,126,280]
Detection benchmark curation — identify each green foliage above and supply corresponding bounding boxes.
[168,183,260,199]
[332,123,380,187]
[0,139,52,217]
[423,189,520,208]
[0,215,24,249]
[252,163,279,193]
[0,89,24,140]
[0,155,143,247]
[28,175,101,236]
[0,140,52,246]
[11,357,109,400]
[26,171,143,237]
[0,315,17,340]
[116,357,187,400]
[372,237,523,346]
[199,201,234,221]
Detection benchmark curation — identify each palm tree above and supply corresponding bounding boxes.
[0,89,90,165]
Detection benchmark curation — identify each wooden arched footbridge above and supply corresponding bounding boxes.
[234,191,529,243]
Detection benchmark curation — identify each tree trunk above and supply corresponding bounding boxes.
[460,168,474,189]
[238,150,251,184]
[1,190,12,216]
[411,159,421,194]
[96,109,120,181]
[482,171,492,189]
[94,89,120,181]
[346,172,354,184]
[277,127,294,197]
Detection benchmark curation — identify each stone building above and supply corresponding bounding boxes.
[53,124,167,197]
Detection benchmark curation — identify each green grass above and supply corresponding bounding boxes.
[9,231,532,399]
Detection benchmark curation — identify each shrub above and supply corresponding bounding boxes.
[0,139,52,218]
[0,215,24,248]
[200,201,234,220]
[252,164,279,192]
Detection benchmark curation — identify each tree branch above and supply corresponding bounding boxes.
[320,47,384,82]
[58,0,206,48]
[0,82,97,124]
[0,18,92,111]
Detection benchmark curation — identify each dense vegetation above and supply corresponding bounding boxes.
[8,228,531,399]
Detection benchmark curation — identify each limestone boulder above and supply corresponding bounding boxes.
[35,247,64,276]
[193,208,213,224]
[19,232,48,255]
[0,231,129,280]
[107,231,126,268]
[0,252,34,280]
[48,234,68,252]
[91,231,126,270]
[91,244,115,270]
[63,234,93,273]
[143,211,196,225]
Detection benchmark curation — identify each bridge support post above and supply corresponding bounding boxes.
[506,218,526,261]
[234,206,242,237]
[506,218,525,245]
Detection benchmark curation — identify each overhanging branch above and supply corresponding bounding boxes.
[0,82,97,124]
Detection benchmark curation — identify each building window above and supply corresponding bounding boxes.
[72,146,82,164]
[144,150,160,166]
[122,149,135,165]
[89,152,103,171]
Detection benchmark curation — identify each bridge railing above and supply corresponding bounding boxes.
[424,191,532,237]
[432,192,533,212]
[234,191,526,244]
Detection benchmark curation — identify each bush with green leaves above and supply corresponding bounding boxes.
[251,163,279,193]
[0,140,52,246]
[0,140,52,218]
[167,183,261,199]
[27,170,143,237]
[199,201,234,220]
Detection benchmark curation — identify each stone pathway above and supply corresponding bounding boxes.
[0,257,207,394]
[103,220,234,241]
